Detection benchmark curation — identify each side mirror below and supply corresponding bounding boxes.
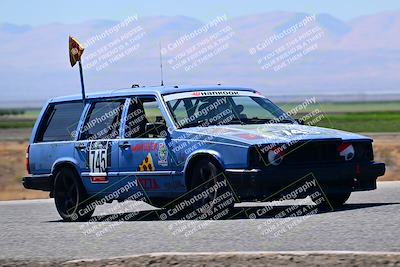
[145,122,169,138]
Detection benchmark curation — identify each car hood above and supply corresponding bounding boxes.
[174,124,371,145]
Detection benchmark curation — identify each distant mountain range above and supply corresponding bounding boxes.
[0,11,399,107]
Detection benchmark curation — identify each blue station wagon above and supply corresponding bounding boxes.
[22,85,385,221]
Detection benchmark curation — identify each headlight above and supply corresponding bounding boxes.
[248,145,285,168]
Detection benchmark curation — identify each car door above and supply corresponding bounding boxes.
[75,98,125,195]
[118,96,175,198]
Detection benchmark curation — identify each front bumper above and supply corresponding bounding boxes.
[225,162,385,201]
[22,175,52,191]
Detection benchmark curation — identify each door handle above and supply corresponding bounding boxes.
[74,143,86,150]
[119,142,131,149]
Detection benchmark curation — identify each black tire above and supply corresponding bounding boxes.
[54,168,95,222]
[325,192,351,208]
[186,158,235,219]
[148,198,173,208]
[313,191,351,209]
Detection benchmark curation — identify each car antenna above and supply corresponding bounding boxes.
[159,41,164,86]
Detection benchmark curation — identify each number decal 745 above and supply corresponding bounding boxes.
[89,149,107,173]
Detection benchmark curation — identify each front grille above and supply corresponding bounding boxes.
[251,140,373,168]
[283,140,341,165]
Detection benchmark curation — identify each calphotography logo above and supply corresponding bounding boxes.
[162,14,236,72]
[82,15,146,72]
[4,0,396,265]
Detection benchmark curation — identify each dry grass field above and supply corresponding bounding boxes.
[371,134,400,181]
[0,129,398,200]
[0,141,48,200]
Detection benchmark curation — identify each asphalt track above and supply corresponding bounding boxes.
[0,181,399,262]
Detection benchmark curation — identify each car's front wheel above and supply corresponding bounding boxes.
[312,191,351,209]
[187,158,235,219]
[54,168,95,222]
[325,192,351,208]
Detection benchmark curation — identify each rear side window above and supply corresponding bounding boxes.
[36,102,84,142]
[80,100,125,140]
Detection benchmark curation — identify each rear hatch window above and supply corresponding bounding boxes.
[35,102,84,142]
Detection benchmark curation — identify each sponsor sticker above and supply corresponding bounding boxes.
[131,143,158,152]
[137,153,155,171]
[137,178,160,190]
[90,176,109,183]
[337,143,355,161]
[268,149,284,165]
[163,90,264,101]
[192,91,239,96]
[158,143,168,166]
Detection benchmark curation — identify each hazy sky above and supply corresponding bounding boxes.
[1,0,400,25]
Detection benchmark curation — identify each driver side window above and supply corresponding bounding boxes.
[124,97,167,138]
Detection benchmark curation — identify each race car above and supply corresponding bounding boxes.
[22,85,385,221]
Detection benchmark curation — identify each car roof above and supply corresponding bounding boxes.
[49,85,257,103]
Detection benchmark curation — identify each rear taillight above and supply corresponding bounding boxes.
[25,145,30,174]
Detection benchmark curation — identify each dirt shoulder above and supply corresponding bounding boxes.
[369,133,400,181]
[0,141,48,200]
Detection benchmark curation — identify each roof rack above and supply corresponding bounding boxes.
[131,84,140,88]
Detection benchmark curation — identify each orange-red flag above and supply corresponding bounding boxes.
[69,36,85,67]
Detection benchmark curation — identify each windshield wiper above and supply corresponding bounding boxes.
[245,118,295,124]
[179,122,203,129]
[227,118,245,125]
[273,119,295,124]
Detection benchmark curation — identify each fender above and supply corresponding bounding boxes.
[183,149,225,175]
[51,157,81,176]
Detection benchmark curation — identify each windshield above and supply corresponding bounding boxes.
[165,92,294,128]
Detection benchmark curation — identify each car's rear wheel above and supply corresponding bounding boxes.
[187,158,235,219]
[54,168,95,222]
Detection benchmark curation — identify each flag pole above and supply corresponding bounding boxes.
[78,60,86,104]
